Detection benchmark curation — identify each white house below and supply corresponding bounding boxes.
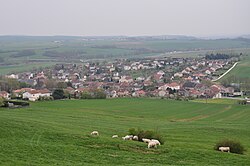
[119,76,133,83]
[23,89,51,101]
[124,66,131,71]
[160,82,181,91]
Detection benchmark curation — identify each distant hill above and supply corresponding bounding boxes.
[241,34,250,39]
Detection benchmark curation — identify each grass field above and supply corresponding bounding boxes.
[191,98,239,105]
[219,56,250,82]
[1,36,250,75]
[0,98,250,165]
[0,62,56,75]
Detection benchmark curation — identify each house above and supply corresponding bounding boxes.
[158,90,168,97]
[205,69,212,75]
[182,82,197,90]
[160,82,181,91]
[6,74,19,79]
[167,82,181,90]
[132,90,146,97]
[119,76,133,83]
[22,89,51,101]
[12,88,35,98]
[0,91,10,99]
[174,72,183,78]
[124,66,131,71]
[64,87,75,96]
[213,92,222,99]
[188,89,202,98]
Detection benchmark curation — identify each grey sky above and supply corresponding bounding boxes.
[0,0,249,36]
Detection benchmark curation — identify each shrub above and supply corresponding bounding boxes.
[128,128,165,144]
[3,100,29,107]
[0,97,4,107]
[80,89,106,99]
[38,96,54,101]
[238,100,247,105]
[214,139,246,154]
[52,89,65,100]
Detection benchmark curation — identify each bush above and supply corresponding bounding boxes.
[38,96,54,101]
[52,89,65,100]
[128,128,165,144]
[3,100,29,107]
[238,100,247,105]
[214,139,246,154]
[80,89,106,99]
[0,97,4,107]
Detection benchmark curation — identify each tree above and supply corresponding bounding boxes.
[93,89,106,99]
[57,82,67,89]
[80,92,92,99]
[52,89,65,100]
[0,97,4,107]
[45,79,57,89]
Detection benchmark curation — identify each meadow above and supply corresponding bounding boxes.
[1,36,250,75]
[219,55,250,82]
[0,98,250,165]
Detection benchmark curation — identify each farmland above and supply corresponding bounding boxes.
[1,36,250,75]
[0,98,250,165]
[219,55,250,81]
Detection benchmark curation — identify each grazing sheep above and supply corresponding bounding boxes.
[219,147,230,152]
[151,139,161,145]
[112,135,118,138]
[133,136,139,141]
[148,141,157,148]
[142,138,151,143]
[122,135,133,140]
[91,131,99,136]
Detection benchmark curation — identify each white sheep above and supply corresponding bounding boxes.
[91,131,99,136]
[142,138,151,143]
[148,141,157,148]
[219,147,230,152]
[133,135,139,141]
[112,135,118,138]
[122,135,133,140]
[151,139,161,145]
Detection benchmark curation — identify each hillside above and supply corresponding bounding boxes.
[0,99,250,165]
[1,36,250,75]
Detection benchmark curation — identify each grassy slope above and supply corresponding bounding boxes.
[0,62,56,75]
[217,48,250,83]
[1,37,250,74]
[220,56,250,81]
[0,98,250,165]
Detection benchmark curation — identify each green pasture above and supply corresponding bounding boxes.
[226,58,250,79]
[0,98,250,165]
[0,62,55,75]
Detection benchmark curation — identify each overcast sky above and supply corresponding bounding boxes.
[0,0,249,37]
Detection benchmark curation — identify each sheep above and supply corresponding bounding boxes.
[122,135,133,140]
[91,131,99,136]
[151,139,161,145]
[219,147,230,153]
[112,135,118,138]
[133,135,139,141]
[142,138,151,143]
[148,141,157,148]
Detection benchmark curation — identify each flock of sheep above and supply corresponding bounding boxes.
[90,131,231,152]
[90,131,161,148]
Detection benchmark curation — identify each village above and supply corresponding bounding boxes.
[0,55,244,102]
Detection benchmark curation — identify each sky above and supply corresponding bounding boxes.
[0,0,249,37]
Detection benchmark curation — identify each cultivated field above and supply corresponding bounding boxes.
[219,55,250,81]
[0,98,250,165]
[1,36,250,75]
